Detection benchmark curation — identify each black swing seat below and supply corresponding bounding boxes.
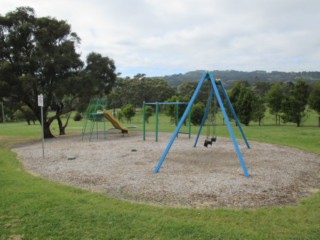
[204,136,217,147]
[204,139,212,147]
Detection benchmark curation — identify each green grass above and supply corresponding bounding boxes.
[0,116,320,239]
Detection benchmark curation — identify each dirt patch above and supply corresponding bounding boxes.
[13,131,320,208]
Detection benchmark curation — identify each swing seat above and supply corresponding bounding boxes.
[211,136,217,142]
[204,139,212,147]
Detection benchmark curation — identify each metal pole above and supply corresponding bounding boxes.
[142,101,146,140]
[41,106,44,159]
[176,102,179,137]
[175,102,179,126]
[188,110,191,139]
[103,116,106,140]
[155,102,159,142]
[1,102,4,123]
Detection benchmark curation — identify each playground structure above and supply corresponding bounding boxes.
[154,72,251,177]
[142,101,192,142]
[81,98,128,141]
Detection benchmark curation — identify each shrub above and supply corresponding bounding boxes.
[73,112,82,121]
[121,104,135,122]
[145,106,153,123]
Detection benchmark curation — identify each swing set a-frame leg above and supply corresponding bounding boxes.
[209,73,249,177]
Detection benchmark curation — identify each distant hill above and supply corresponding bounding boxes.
[162,70,320,89]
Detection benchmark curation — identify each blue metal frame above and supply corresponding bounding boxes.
[154,72,250,177]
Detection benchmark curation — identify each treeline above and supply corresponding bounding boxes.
[164,70,320,89]
[5,73,319,129]
[108,75,320,127]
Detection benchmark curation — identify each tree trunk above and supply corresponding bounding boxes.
[318,116,320,127]
[43,121,55,138]
[57,115,65,135]
[57,112,72,135]
[276,114,281,126]
[279,115,281,126]
[297,118,301,127]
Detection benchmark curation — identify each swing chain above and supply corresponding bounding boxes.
[204,94,217,147]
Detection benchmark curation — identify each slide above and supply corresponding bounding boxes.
[104,112,129,134]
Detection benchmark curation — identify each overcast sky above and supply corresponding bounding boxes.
[2,0,320,77]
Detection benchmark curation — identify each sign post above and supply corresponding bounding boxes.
[38,94,44,159]
[1,102,4,123]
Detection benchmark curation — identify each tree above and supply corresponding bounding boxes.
[0,7,117,137]
[108,76,175,108]
[177,82,196,99]
[235,87,256,126]
[228,81,246,104]
[145,105,153,123]
[121,104,135,122]
[107,77,131,109]
[13,105,37,125]
[82,52,116,97]
[0,7,83,138]
[252,81,271,98]
[309,82,320,127]
[191,102,205,125]
[164,95,188,125]
[251,97,266,126]
[177,80,211,104]
[54,53,116,135]
[267,83,285,125]
[281,80,309,127]
[228,81,256,126]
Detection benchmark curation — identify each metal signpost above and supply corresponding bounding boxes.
[1,102,4,123]
[38,94,45,159]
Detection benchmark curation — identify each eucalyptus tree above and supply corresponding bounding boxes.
[281,80,309,127]
[0,7,117,137]
[228,81,257,126]
[267,83,285,125]
[308,82,320,126]
[55,52,116,135]
[0,7,82,137]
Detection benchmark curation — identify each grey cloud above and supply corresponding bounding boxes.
[2,0,320,76]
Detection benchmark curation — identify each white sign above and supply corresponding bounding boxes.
[38,94,44,107]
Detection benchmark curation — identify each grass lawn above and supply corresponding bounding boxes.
[0,116,320,239]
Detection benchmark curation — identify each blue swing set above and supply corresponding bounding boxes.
[154,72,251,177]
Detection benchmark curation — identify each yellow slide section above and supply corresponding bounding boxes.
[104,112,129,134]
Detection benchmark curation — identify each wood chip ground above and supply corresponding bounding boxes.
[13,131,320,208]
